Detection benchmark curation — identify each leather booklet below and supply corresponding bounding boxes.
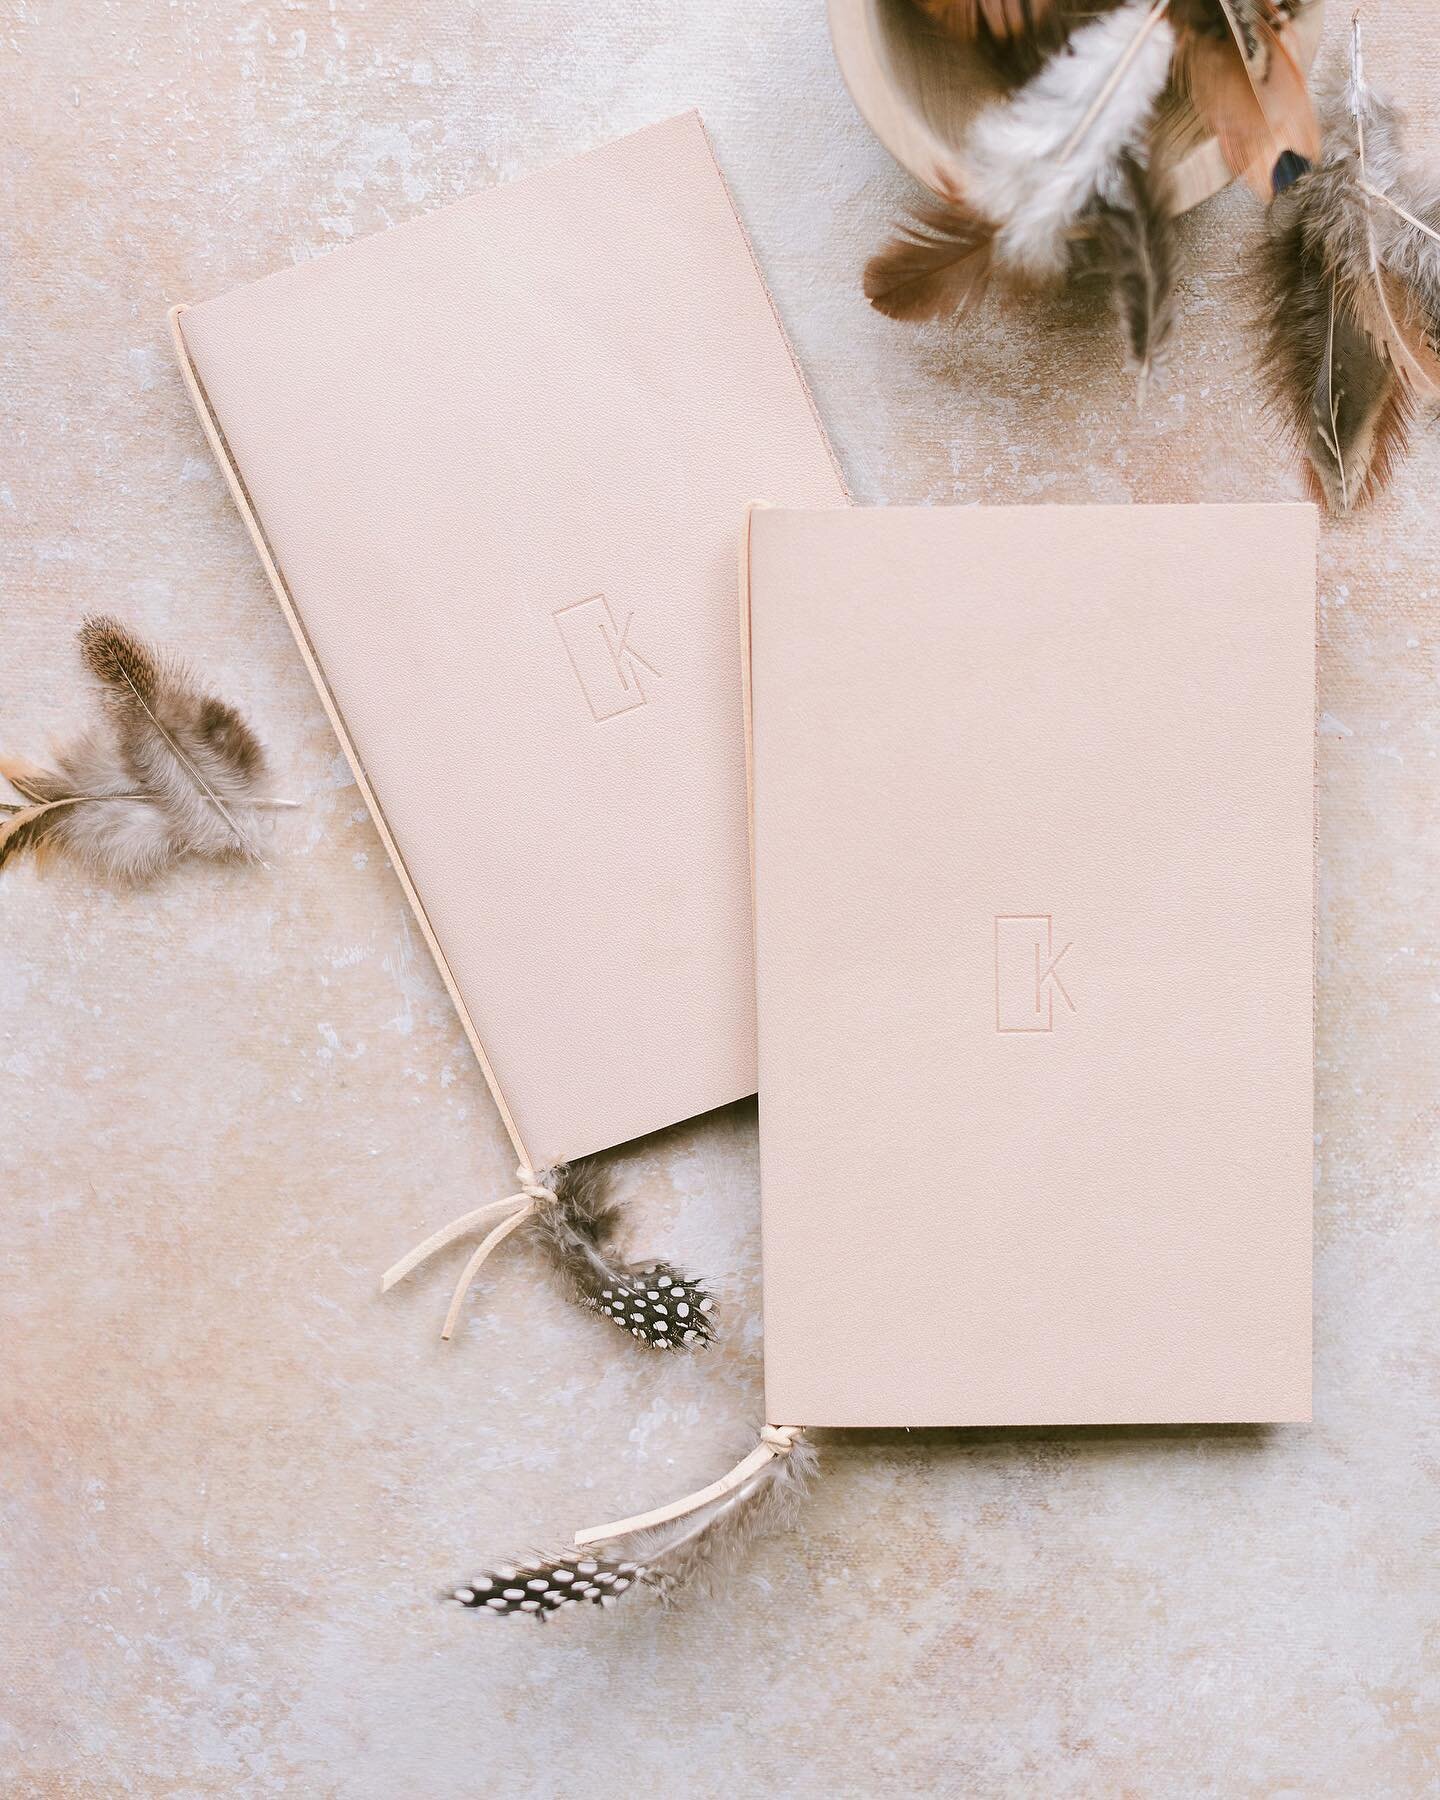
[745,503,1315,1427]
[170,113,846,1172]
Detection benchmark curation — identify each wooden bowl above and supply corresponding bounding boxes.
[827,0,1328,216]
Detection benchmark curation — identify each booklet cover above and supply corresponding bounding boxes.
[170,112,846,1172]
[746,503,1315,1427]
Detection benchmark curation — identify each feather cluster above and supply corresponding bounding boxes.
[1,616,277,881]
[866,0,1323,397]
[450,1429,817,1620]
[1256,23,1440,510]
[531,1160,717,1351]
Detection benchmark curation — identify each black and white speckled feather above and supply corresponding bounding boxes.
[528,1160,716,1350]
[382,1158,716,1348]
[449,1555,651,1617]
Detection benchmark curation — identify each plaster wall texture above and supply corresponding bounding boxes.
[3,3,1437,1795]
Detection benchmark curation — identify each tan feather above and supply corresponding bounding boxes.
[0,799,77,872]
[954,0,1132,85]
[78,616,268,862]
[1359,265,1440,399]
[1168,0,1291,47]
[864,192,996,322]
[0,754,61,804]
[1177,4,1320,200]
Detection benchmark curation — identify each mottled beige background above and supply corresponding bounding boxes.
[3,2,1438,1795]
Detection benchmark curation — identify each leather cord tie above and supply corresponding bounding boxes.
[573,1425,803,1548]
[381,1166,558,1341]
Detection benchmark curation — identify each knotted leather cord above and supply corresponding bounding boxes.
[573,1424,803,1548]
[382,1167,559,1341]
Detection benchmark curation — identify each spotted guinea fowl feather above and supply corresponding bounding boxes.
[448,1553,651,1618]
[528,1160,716,1349]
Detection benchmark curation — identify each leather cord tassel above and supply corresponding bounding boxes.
[448,1426,817,1618]
[382,1159,717,1352]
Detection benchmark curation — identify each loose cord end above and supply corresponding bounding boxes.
[381,1167,557,1334]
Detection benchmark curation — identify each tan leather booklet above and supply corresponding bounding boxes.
[170,113,846,1173]
[745,503,1315,1427]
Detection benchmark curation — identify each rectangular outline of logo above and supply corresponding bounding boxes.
[552,592,660,723]
[994,914,1074,1035]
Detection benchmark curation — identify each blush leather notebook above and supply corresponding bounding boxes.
[170,112,846,1172]
[745,503,1315,1428]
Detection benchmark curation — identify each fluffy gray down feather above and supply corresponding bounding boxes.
[527,1159,716,1351]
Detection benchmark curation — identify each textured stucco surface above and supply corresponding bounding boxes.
[3,3,1438,1795]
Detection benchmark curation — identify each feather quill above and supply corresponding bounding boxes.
[866,0,1176,319]
[1255,23,1440,510]
[1080,148,1179,397]
[1,617,278,881]
[450,1429,818,1618]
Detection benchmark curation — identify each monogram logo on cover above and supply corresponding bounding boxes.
[995,915,1076,1034]
[553,593,662,722]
